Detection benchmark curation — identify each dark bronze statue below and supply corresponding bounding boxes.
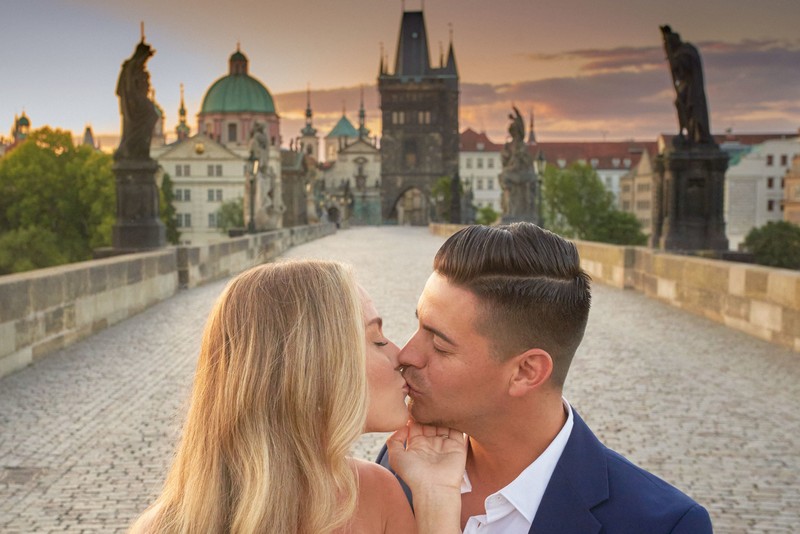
[115,39,158,160]
[660,25,713,145]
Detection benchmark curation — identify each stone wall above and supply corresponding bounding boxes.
[428,224,799,352]
[0,223,337,378]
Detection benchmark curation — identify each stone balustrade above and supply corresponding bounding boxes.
[0,223,336,378]
[429,223,799,352]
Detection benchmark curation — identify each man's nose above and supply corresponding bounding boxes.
[397,330,425,369]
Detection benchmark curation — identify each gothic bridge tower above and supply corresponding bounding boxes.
[378,10,459,224]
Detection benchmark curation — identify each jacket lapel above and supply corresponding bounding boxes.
[529,409,607,534]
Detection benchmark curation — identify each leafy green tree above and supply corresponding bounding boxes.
[541,163,647,245]
[159,172,180,245]
[0,127,115,272]
[0,227,68,275]
[475,205,499,226]
[216,197,244,233]
[430,175,463,222]
[743,221,800,270]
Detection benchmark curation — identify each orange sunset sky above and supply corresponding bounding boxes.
[2,0,799,149]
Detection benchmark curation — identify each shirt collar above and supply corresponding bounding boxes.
[461,398,575,524]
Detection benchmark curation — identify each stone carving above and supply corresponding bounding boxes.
[661,25,713,145]
[499,107,538,223]
[114,40,158,161]
[110,36,165,250]
[248,122,284,230]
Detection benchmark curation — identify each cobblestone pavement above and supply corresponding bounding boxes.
[1,227,798,533]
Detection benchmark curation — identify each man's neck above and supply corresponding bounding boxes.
[464,392,567,496]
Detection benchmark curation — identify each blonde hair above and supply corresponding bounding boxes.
[131,260,366,533]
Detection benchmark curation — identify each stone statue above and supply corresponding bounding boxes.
[660,25,713,145]
[248,122,285,229]
[115,40,158,161]
[499,107,537,222]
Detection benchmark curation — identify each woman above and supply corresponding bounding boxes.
[130,260,463,533]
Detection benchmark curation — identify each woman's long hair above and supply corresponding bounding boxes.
[132,260,366,533]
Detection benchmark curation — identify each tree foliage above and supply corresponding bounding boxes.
[475,205,499,226]
[743,221,800,270]
[159,172,180,245]
[216,197,244,232]
[430,175,463,222]
[0,127,115,274]
[541,163,647,245]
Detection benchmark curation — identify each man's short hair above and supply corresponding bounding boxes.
[433,223,591,387]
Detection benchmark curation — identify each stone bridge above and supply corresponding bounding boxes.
[1,227,798,533]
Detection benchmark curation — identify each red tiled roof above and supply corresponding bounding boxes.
[460,128,503,152]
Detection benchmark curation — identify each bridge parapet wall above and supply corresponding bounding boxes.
[429,223,799,352]
[0,223,337,378]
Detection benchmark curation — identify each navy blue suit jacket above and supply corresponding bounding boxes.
[376,408,713,533]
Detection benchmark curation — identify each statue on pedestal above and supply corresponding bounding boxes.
[499,107,538,223]
[110,31,165,250]
[654,25,728,251]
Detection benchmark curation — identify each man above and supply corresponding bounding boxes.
[379,223,712,533]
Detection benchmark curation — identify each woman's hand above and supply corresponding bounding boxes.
[386,422,466,533]
[387,421,467,494]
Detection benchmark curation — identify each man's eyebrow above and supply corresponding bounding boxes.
[415,309,457,346]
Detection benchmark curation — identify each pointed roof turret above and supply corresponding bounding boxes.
[443,24,458,76]
[301,84,317,137]
[358,86,370,139]
[528,109,537,144]
[82,125,96,148]
[229,42,248,75]
[176,83,190,140]
[393,11,431,76]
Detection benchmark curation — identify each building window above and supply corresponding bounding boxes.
[177,213,192,228]
[622,201,631,210]
[183,164,190,176]
[767,177,774,188]
[637,183,651,192]
[612,158,621,167]
[208,213,217,228]
[228,123,237,142]
[767,154,774,166]
[216,189,223,201]
[175,164,183,177]
[488,158,494,169]
[636,201,650,210]
[477,178,484,190]
[768,200,775,211]
[208,164,215,176]
[781,155,788,166]
[216,164,222,176]
[208,189,222,202]
[466,158,472,169]
[623,158,631,167]
[184,189,191,201]
[487,178,494,190]
[590,158,599,168]
[477,158,483,169]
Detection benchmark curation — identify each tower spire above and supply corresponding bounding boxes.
[528,108,537,144]
[358,85,366,139]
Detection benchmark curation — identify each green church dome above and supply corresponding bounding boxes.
[200,48,276,114]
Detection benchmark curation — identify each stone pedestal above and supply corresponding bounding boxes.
[654,142,728,251]
[112,159,166,249]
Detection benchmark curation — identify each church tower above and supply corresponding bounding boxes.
[298,85,319,159]
[378,9,459,224]
[175,83,190,141]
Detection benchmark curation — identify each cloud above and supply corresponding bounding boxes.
[273,38,800,146]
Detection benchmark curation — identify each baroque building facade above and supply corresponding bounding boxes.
[378,10,459,225]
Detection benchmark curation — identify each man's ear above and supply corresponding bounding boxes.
[507,349,553,397]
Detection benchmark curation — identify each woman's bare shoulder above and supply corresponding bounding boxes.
[350,458,416,534]
[129,503,161,534]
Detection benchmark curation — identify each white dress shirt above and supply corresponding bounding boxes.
[461,399,574,534]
